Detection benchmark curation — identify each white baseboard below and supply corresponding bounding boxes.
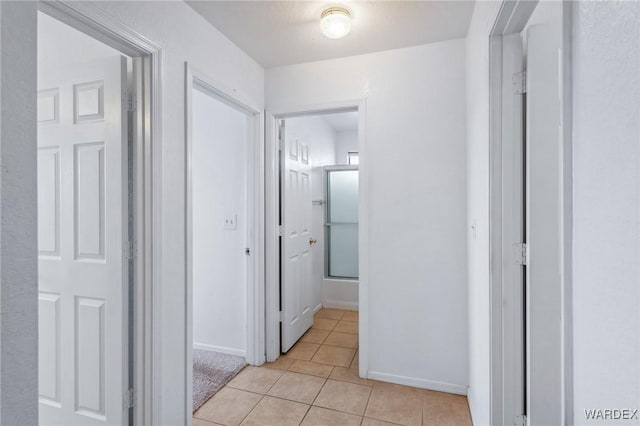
[367,371,467,395]
[193,342,246,358]
[322,299,358,310]
[313,303,322,314]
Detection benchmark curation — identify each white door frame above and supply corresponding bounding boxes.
[184,63,265,424]
[488,1,573,424]
[265,100,369,379]
[37,2,163,424]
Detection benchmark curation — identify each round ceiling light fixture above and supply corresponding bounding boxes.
[320,7,352,39]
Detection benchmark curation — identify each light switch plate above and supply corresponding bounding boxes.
[224,215,237,230]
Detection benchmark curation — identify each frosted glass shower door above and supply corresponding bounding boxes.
[325,167,359,279]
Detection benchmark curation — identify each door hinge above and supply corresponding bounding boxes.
[124,388,136,409]
[514,414,526,426]
[278,123,285,151]
[278,225,284,237]
[127,92,137,112]
[125,240,137,260]
[513,71,527,94]
[514,242,528,266]
[279,311,284,322]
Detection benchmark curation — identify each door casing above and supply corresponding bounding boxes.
[487,1,574,424]
[265,100,368,379]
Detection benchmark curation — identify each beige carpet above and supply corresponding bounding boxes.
[193,349,247,412]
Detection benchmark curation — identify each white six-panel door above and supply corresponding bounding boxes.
[38,55,128,426]
[281,125,314,352]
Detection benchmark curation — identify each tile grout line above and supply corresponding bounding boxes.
[264,368,289,396]
[362,376,375,422]
[296,375,330,425]
[237,393,266,426]
[318,340,358,350]
[309,376,329,409]
[346,345,359,367]
[223,385,271,398]
[298,402,313,425]
[304,404,367,422]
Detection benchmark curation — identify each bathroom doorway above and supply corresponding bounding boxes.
[276,110,361,363]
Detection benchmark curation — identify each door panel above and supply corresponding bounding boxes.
[38,147,61,256]
[38,292,61,405]
[281,126,314,353]
[526,22,563,426]
[38,55,127,426]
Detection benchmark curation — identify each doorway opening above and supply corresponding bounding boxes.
[274,109,362,365]
[185,64,263,421]
[37,11,133,426]
[36,3,160,424]
[488,1,566,425]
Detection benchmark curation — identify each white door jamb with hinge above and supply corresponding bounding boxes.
[126,240,138,260]
[514,414,527,426]
[514,242,528,266]
[124,388,136,409]
[514,71,527,94]
[125,90,137,112]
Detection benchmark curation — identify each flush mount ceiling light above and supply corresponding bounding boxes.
[320,7,352,39]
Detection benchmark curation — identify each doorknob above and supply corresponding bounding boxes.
[309,237,318,245]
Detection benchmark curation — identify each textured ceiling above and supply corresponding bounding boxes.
[187,1,475,68]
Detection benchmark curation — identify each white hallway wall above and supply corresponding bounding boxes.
[192,88,248,356]
[285,115,337,313]
[572,2,640,424]
[336,130,358,165]
[85,2,265,423]
[267,39,469,392]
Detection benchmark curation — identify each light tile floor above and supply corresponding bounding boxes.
[194,308,472,426]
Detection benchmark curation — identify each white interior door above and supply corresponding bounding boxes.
[525,22,563,426]
[38,55,128,425]
[281,122,314,352]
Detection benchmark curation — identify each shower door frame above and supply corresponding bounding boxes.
[323,165,359,280]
